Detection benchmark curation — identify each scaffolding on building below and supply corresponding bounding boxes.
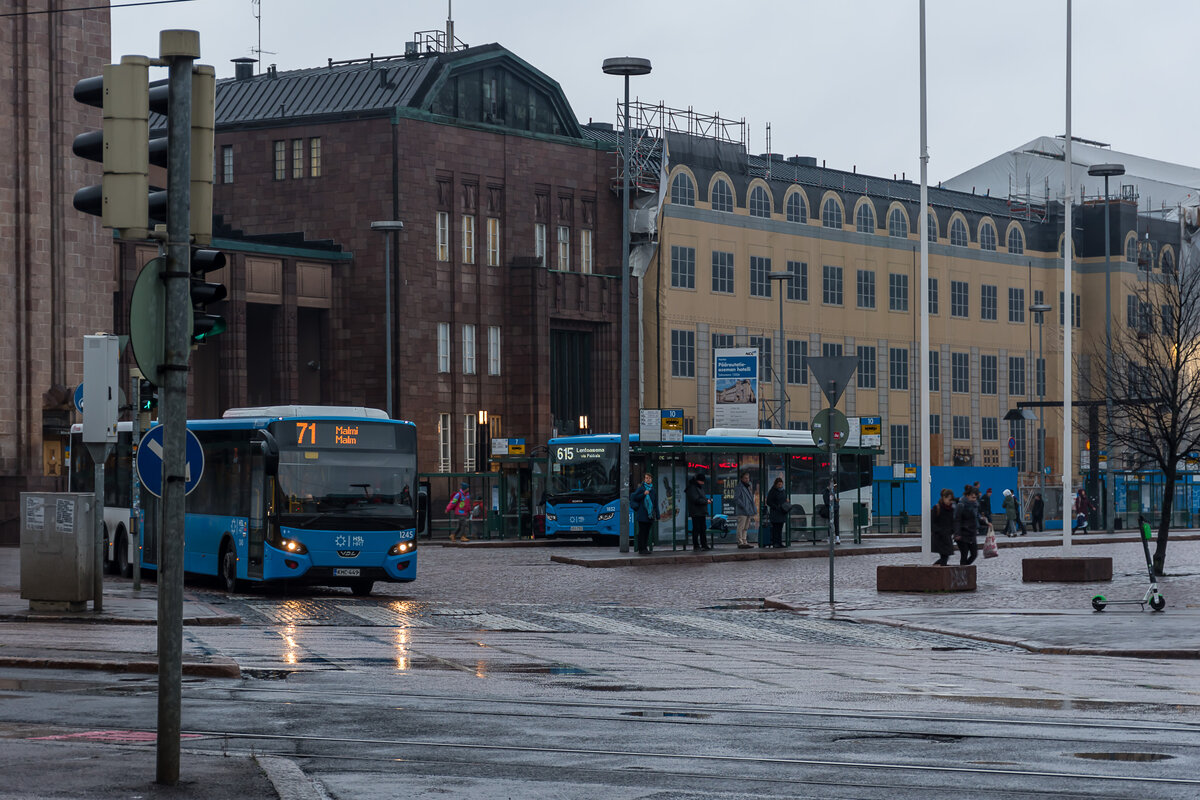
[611,101,747,194]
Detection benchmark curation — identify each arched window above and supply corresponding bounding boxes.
[785,192,807,223]
[949,218,969,247]
[1125,235,1138,263]
[888,207,908,238]
[822,197,843,229]
[1007,226,1024,255]
[711,178,733,213]
[926,210,938,242]
[748,185,771,218]
[855,202,875,234]
[1162,248,1176,273]
[670,173,695,206]
[979,221,996,251]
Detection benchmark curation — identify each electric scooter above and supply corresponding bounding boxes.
[1091,516,1166,612]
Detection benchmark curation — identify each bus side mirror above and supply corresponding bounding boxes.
[255,429,279,475]
[417,483,430,537]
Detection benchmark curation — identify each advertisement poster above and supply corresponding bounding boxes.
[714,348,758,429]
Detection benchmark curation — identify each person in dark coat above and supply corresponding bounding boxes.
[766,476,790,548]
[630,472,657,555]
[978,487,993,526]
[955,486,981,565]
[1030,492,1045,532]
[685,471,713,551]
[930,488,958,565]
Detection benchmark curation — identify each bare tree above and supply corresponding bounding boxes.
[1098,211,1200,574]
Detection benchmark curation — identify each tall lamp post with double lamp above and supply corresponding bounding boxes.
[1087,163,1124,533]
[602,56,651,554]
[1030,301,1052,504]
[370,220,404,418]
[768,271,793,427]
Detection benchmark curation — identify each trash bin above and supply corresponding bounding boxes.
[19,493,94,611]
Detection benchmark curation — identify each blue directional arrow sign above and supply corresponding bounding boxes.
[136,425,205,497]
[73,383,84,414]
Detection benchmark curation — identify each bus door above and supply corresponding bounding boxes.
[246,441,267,581]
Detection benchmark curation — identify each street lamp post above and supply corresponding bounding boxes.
[602,56,651,554]
[1088,163,1124,533]
[768,271,793,428]
[370,220,404,418]
[1030,302,1052,506]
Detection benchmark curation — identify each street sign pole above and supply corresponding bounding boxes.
[808,356,857,606]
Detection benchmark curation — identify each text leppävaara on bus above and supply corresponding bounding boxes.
[69,405,419,595]
[544,428,874,541]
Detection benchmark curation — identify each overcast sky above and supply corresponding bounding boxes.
[111,0,1199,182]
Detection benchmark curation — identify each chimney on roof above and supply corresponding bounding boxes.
[232,57,256,81]
[268,63,277,78]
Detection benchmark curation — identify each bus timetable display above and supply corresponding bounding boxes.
[286,420,395,449]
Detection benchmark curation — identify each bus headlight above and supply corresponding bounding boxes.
[545,512,556,522]
[597,510,615,521]
[281,538,308,555]
[389,541,417,556]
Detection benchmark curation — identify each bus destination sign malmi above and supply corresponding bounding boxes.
[292,421,393,449]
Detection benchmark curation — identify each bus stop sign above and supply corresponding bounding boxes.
[136,426,205,497]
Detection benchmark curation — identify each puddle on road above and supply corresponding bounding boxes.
[835,732,964,744]
[0,677,106,694]
[621,710,711,719]
[1076,752,1175,762]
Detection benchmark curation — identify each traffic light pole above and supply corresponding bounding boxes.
[156,30,199,788]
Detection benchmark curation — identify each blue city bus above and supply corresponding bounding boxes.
[545,428,876,543]
[138,405,420,595]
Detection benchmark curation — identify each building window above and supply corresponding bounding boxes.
[1162,248,1176,273]
[930,414,941,435]
[952,415,971,440]
[221,145,233,183]
[857,346,876,388]
[927,210,938,242]
[670,173,695,206]
[711,251,735,294]
[749,336,773,381]
[981,284,997,321]
[888,207,908,238]
[273,140,286,180]
[291,138,304,178]
[822,265,844,305]
[855,202,875,233]
[711,178,733,212]
[822,342,843,358]
[712,333,734,356]
[822,197,843,229]
[929,349,940,391]
[786,260,807,300]
[436,212,450,262]
[979,221,996,251]
[1009,356,1026,395]
[1008,287,1025,323]
[750,256,771,298]
[1007,226,1024,254]
[463,414,477,473]
[951,352,969,393]
[534,223,547,264]
[488,326,501,375]
[1011,419,1026,471]
[749,185,771,217]
[461,215,475,264]
[949,218,969,247]
[856,269,875,309]
[671,245,696,289]
[1037,357,1045,398]
[1059,291,1081,328]
[1126,236,1137,263]
[787,340,808,384]
[462,324,476,374]
[951,280,969,318]
[438,413,452,472]
[671,330,695,377]
[309,137,322,177]
[890,425,910,463]
[981,417,998,441]
[581,229,593,273]
[889,273,908,311]
[928,277,938,315]
[786,192,807,223]
[980,354,997,394]
[889,347,909,390]
[437,322,450,373]
[557,225,570,270]
[487,217,501,266]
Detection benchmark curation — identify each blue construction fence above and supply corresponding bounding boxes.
[872,466,1054,529]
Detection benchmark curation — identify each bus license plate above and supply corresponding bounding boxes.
[571,526,583,531]
[333,568,361,577]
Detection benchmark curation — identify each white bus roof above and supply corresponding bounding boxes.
[705,427,817,446]
[221,405,390,420]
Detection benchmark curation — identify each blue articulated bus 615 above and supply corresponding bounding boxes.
[140,405,420,595]
[545,429,875,543]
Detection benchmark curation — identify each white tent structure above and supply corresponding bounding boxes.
[944,136,1200,221]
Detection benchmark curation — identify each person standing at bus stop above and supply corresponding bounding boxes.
[766,476,790,548]
[631,472,658,555]
[445,481,472,542]
[734,471,757,549]
[685,470,712,551]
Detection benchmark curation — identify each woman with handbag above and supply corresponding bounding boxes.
[630,472,657,555]
[930,488,957,565]
[954,485,981,565]
[766,477,790,548]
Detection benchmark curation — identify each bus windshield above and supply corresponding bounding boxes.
[548,442,619,501]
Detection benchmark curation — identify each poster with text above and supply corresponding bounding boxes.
[714,348,759,429]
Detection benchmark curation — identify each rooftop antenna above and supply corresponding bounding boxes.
[250,1,276,74]
[446,0,454,50]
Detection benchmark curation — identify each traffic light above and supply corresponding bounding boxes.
[138,378,158,412]
[190,248,227,342]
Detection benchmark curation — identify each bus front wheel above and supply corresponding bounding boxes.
[115,530,132,578]
[220,542,241,593]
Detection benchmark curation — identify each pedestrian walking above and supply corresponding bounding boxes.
[1071,488,1094,533]
[822,479,841,545]
[979,487,994,526]
[631,472,658,555]
[1001,489,1027,537]
[766,476,790,548]
[930,488,957,565]
[445,481,472,541]
[1030,492,1045,532]
[685,470,713,551]
[733,470,757,549]
[955,485,981,565]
